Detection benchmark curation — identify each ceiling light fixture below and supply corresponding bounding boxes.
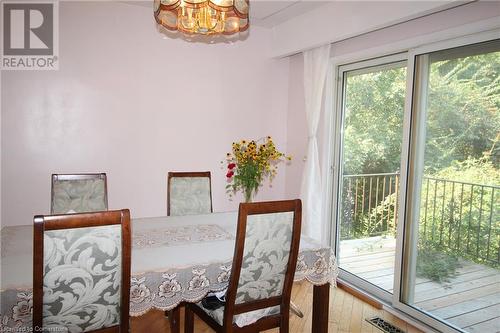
[154,0,249,36]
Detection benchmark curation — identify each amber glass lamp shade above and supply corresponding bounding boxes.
[154,0,249,36]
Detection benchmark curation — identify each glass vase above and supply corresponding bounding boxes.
[244,188,253,203]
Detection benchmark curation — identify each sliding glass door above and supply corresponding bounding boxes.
[336,54,407,299]
[401,40,500,332]
[334,37,499,332]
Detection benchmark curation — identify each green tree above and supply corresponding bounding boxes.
[424,52,500,173]
[341,50,500,269]
[343,66,406,175]
[342,52,499,176]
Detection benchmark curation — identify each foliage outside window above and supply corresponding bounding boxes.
[340,49,499,279]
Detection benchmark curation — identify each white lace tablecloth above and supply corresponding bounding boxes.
[0,211,338,330]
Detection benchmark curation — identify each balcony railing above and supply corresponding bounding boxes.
[340,173,499,265]
[341,172,399,240]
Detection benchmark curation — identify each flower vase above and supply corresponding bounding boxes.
[244,188,253,203]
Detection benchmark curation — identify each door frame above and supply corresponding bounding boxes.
[326,28,500,333]
[393,30,500,333]
[332,52,408,304]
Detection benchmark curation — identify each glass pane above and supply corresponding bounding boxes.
[338,61,407,294]
[403,40,500,332]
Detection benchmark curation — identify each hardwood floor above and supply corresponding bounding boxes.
[130,281,423,333]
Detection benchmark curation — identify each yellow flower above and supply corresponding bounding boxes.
[225,137,289,194]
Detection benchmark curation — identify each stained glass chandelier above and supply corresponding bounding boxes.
[154,0,249,36]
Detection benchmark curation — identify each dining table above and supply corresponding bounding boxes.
[0,211,338,332]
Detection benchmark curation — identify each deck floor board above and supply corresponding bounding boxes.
[339,238,500,332]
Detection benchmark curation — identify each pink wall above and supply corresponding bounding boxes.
[1,2,290,226]
[284,54,306,199]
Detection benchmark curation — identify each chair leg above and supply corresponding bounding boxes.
[280,311,290,333]
[290,301,304,318]
[185,305,194,333]
[169,307,181,333]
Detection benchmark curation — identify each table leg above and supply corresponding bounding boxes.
[168,306,181,333]
[312,283,330,333]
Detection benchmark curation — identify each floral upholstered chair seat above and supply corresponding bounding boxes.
[199,303,280,328]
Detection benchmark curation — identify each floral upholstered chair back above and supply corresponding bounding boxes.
[218,200,302,327]
[167,172,212,216]
[51,174,108,214]
[235,211,295,304]
[33,210,131,333]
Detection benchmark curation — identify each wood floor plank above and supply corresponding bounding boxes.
[414,268,500,295]
[430,292,500,319]
[342,256,395,269]
[363,275,395,288]
[447,304,500,329]
[130,283,424,333]
[465,316,500,333]
[361,304,376,333]
[358,267,395,279]
[350,297,364,333]
[341,249,396,260]
[417,283,500,310]
[340,249,396,262]
[415,276,500,303]
[343,260,396,275]
[339,292,354,332]
[331,283,345,324]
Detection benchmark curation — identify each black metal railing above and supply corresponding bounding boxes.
[340,172,399,240]
[340,173,499,265]
[420,177,499,266]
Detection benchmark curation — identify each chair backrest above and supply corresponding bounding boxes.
[167,171,213,216]
[33,209,131,333]
[223,200,302,327]
[51,173,108,214]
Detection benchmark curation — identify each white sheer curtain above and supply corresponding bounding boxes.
[300,44,331,244]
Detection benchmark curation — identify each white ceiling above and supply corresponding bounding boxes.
[250,1,328,28]
[123,0,329,28]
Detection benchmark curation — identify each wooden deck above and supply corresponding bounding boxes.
[340,237,500,332]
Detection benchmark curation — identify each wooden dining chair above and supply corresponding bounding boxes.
[185,199,302,333]
[167,171,213,216]
[51,173,108,214]
[165,171,213,328]
[33,209,131,333]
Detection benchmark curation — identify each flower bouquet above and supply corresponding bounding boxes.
[224,136,291,202]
